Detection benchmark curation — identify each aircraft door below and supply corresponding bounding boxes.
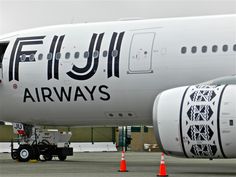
[0,43,9,80]
[128,32,155,74]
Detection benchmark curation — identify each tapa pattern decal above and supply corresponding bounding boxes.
[181,85,225,158]
[187,125,214,141]
[187,105,213,121]
[190,144,217,157]
[190,90,216,102]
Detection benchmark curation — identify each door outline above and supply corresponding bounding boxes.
[128,32,155,74]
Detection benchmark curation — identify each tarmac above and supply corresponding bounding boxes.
[1,152,236,177]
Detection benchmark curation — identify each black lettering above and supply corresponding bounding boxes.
[35,88,41,102]
[9,36,45,81]
[114,32,125,77]
[48,36,58,80]
[23,88,35,102]
[54,35,65,80]
[99,85,110,101]
[23,85,110,103]
[85,86,96,101]
[41,87,54,102]
[47,35,65,80]
[53,87,72,102]
[108,33,117,78]
[74,87,87,101]
[66,33,104,80]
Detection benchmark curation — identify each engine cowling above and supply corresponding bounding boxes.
[153,85,236,159]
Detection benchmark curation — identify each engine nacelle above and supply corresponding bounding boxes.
[153,85,236,159]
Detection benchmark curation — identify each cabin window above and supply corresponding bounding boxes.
[74,52,80,59]
[47,53,52,60]
[103,50,108,57]
[202,46,207,53]
[38,54,43,60]
[191,46,197,53]
[233,44,236,51]
[222,45,228,52]
[20,54,26,62]
[93,50,99,58]
[0,43,9,66]
[112,50,118,57]
[65,52,70,59]
[29,54,35,61]
[84,51,89,58]
[56,53,61,60]
[181,47,187,54]
[212,45,218,52]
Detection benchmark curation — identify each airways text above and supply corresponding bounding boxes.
[23,85,110,103]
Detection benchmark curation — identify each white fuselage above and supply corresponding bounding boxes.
[0,14,235,126]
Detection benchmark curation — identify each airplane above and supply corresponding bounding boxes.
[0,14,235,162]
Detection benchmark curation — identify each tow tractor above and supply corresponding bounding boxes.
[11,123,73,162]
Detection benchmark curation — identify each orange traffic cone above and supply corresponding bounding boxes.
[157,152,168,176]
[118,150,128,172]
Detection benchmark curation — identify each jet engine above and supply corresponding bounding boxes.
[153,85,236,159]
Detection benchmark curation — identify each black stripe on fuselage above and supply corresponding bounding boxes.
[107,32,117,78]
[47,36,58,80]
[54,35,65,80]
[114,32,125,78]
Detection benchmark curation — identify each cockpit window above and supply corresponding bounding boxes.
[0,42,9,68]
